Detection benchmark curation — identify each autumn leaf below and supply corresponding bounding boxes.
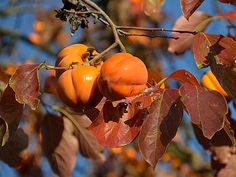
[210,58,236,103]
[192,33,236,100]
[180,0,204,20]
[0,128,29,167]
[138,89,183,168]
[9,64,41,110]
[42,111,104,177]
[0,118,9,147]
[193,124,232,150]
[218,10,236,20]
[0,85,23,134]
[218,0,236,4]
[168,11,211,54]
[89,95,153,147]
[168,69,199,85]
[179,83,228,139]
[192,33,236,68]
[42,114,79,177]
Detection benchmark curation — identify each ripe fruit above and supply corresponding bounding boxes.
[55,44,102,108]
[56,65,100,107]
[56,44,89,66]
[202,70,228,97]
[97,53,148,100]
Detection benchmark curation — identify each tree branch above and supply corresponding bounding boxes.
[80,0,126,52]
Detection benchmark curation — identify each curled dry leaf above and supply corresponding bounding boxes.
[42,114,79,177]
[139,89,183,168]
[42,112,104,177]
[179,83,228,139]
[0,128,29,167]
[9,64,41,110]
[89,95,153,147]
[0,118,9,147]
[180,0,204,20]
[168,11,211,54]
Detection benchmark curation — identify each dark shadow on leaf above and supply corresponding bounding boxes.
[42,114,64,155]
[160,98,183,147]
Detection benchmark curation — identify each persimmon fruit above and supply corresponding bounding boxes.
[55,44,102,108]
[97,53,148,100]
[201,70,228,97]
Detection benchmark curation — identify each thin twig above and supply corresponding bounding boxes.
[63,9,102,15]
[118,30,179,39]
[116,26,197,35]
[39,61,80,70]
[81,0,126,52]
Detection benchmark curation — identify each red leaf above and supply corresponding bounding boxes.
[168,69,199,85]
[218,10,236,20]
[168,11,211,54]
[218,0,236,4]
[180,0,204,20]
[89,95,153,147]
[138,89,183,168]
[179,83,228,139]
[9,64,41,110]
[192,33,236,68]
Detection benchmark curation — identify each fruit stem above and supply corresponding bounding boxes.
[89,42,118,65]
[39,61,79,71]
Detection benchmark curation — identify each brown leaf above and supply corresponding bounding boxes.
[179,83,228,139]
[42,114,79,177]
[192,33,236,68]
[218,10,236,20]
[210,59,236,103]
[217,154,236,177]
[9,64,41,110]
[138,89,183,168]
[0,118,9,147]
[168,69,199,85]
[193,124,232,150]
[218,0,236,4]
[89,95,153,147]
[168,11,211,54]
[42,112,104,177]
[180,0,204,20]
[0,128,29,167]
[0,85,23,134]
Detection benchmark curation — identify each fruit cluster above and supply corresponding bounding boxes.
[55,44,148,109]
